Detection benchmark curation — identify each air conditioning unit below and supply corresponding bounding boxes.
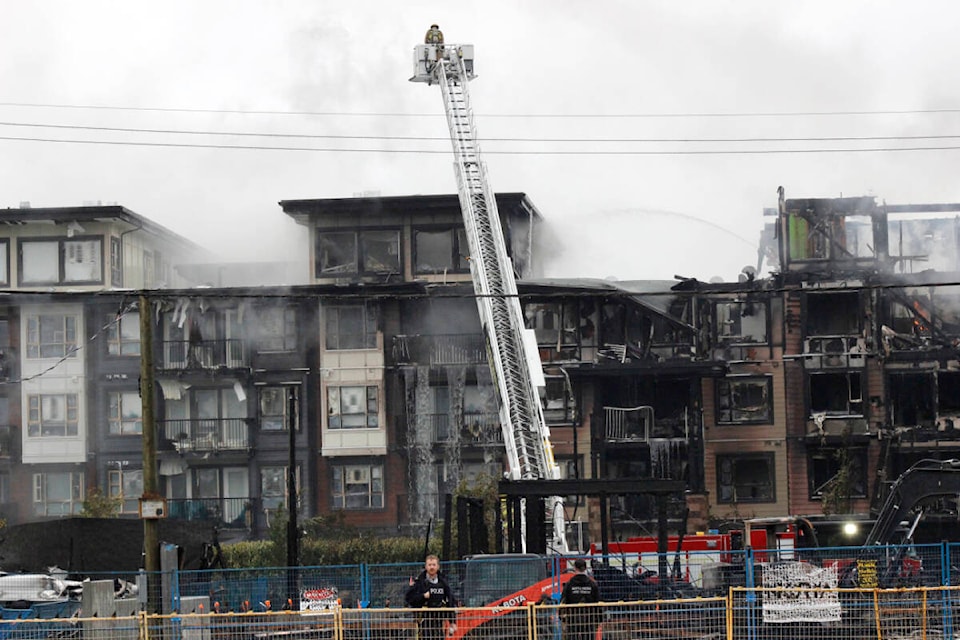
[349,467,370,483]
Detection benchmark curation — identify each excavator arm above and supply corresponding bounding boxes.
[864,458,960,546]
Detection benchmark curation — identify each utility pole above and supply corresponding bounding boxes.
[286,386,300,608]
[139,294,160,612]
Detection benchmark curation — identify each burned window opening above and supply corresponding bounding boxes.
[717,453,775,504]
[715,300,768,344]
[888,372,936,427]
[809,371,863,416]
[525,300,580,362]
[939,372,960,413]
[806,291,860,337]
[808,447,868,501]
[316,229,401,277]
[413,227,470,274]
[716,376,773,425]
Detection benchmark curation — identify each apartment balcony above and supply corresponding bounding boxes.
[390,334,487,366]
[399,412,502,446]
[160,339,248,370]
[802,335,867,369]
[166,497,251,528]
[602,406,692,442]
[159,418,250,452]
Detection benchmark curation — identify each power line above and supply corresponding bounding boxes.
[4,134,960,155]
[3,119,960,144]
[2,100,960,119]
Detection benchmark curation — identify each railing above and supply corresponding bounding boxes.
[166,497,251,527]
[402,413,502,445]
[603,406,654,441]
[390,334,487,366]
[160,418,250,451]
[161,339,247,369]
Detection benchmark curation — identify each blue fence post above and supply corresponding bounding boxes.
[744,547,757,640]
[943,542,954,640]
[360,563,370,608]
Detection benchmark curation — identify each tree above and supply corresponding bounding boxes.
[80,488,122,518]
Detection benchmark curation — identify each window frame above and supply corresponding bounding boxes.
[27,393,79,438]
[33,471,84,516]
[26,314,79,359]
[412,225,470,275]
[807,447,868,501]
[259,385,299,432]
[324,304,378,350]
[106,313,141,356]
[715,299,768,344]
[716,452,776,504]
[331,463,384,510]
[19,236,105,286]
[108,391,143,435]
[108,468,143,513]
[327,385,380,430]
[260,465,301,511]
[315,228,402,278]
[716,376,774,425]
[0,238,10,287]
[256,306,298,353]
[808,371,864,417]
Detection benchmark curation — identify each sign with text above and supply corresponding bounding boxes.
[761,562,842,624]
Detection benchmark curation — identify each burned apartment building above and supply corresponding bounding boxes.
[768,193,960,522]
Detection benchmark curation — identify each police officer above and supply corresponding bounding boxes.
[405,555,457,640]
[560,559,601,640]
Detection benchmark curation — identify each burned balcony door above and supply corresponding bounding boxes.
[888,372,936,429]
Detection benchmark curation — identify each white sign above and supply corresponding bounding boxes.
[301,587,339,612]
[761,562,842,624]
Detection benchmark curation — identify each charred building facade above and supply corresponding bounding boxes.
[3,192,959,547]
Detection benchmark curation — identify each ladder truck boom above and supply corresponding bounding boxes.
[411,42,568,554]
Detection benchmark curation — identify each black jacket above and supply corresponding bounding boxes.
[561,573,599,605]
[405,570,457,615]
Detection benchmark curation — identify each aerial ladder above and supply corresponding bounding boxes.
[411,42,568,554]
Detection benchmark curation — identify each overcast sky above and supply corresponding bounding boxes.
[2,1,959,282]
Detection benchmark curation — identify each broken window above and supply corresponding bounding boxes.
[806,291,860,336]
[328,385,379,429]
[259,386,298,431]
[413,227,469,274]
[888,372,936,427]
[717,453,775,503]
[332,464,384,509]
[716,376,773,424]
[325,304,378,350]
[109,391,143,435]
[108,468,143,513]
[543,374,576,424]
[809,371,863,416]
[939,372,960,412]
[316,231,358,275]
[33,471,84,516]
[808,447,867,501]
[716,300,767,343]
[361,230,401,274]
[27,394,79,437]
[261,465,300,511]
[526,301,580,361]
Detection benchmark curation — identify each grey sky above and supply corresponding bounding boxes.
[2,1,958,281]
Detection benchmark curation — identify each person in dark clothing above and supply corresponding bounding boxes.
[405,555,458,640]
[560,559,601,640]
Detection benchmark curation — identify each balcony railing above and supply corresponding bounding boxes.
[166,498,251,528]
[161,339,247,370]
[604,406,654,441]
[402,412,502,445]
[390,334,486,366]
[160,418,250,451]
